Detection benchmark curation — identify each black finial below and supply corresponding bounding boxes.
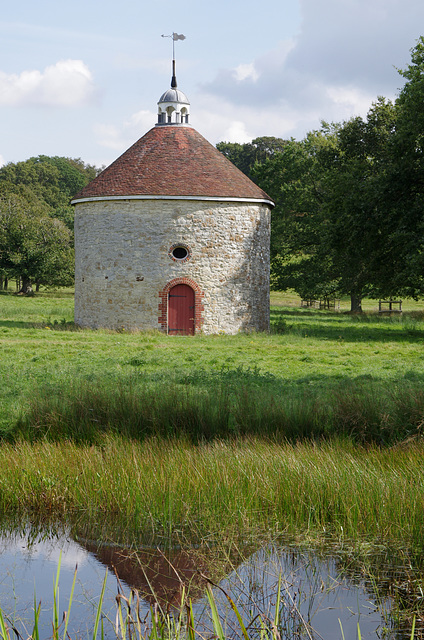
[161,33,186,89]
[171,59,177,89]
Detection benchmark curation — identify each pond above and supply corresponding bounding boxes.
[0,527,418,639]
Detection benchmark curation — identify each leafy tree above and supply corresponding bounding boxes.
[0,194,74,293]
[380,36,424,298]
[0,155,99,231]
[217,137,288,180]
[254,101,397,311]
[322,98,397,310]
[0,155,99,291]
[253,127,342,301]
[221,40,424,310]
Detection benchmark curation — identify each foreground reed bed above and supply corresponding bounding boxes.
[0,568,369,640]
[13,373,424,446]
[0,435,423,551]
[0,551,417,640]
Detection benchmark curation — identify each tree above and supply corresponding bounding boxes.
[223,39,424,309]
[0,155,100,231]
[253,127,342,301]
[379,37,424,299]
[322,98,397,310]
[216,137,288,180]
[0,155,100,292]
[0,194,74,293]
[254,101,397,311]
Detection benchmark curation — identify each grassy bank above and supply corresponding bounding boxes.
[2,288,424,435]
[1,435,423,551]
[14,373,424,445]
[2,289,424,553]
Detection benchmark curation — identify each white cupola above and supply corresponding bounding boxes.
[157,60,190,125]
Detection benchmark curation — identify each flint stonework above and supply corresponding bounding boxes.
[74,198,270,334]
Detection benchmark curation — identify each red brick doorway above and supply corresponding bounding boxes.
[168,284,195,335]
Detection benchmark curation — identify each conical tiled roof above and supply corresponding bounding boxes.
[72,126,273,204]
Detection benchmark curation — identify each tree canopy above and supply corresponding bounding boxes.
[216,137,288,180]
[0,193,73,293]
[0,155,98,230]
[218,37,424,311]
[0,155,99,292]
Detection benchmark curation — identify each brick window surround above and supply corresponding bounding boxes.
[158,277,204,334]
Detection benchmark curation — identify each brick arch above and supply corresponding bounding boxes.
[158,277,204,334]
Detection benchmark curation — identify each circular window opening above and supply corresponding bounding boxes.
[172,246,188,260]
[169,243,191,262]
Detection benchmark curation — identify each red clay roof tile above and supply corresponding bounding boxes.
[72,126,273,203]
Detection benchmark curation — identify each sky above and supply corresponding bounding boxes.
[0,0,424,169]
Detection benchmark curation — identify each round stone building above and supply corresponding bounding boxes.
[71,72,274,335]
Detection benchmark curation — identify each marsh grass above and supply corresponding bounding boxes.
[0,559,311,640]
[15,371,424,446]
[0,436,424,551]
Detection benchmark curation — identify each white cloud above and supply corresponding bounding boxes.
[0,60,97,107]
[94,109,156,152]
[197,0,424,141]
[193,94,299,144]
[0,154,5,167]
[222,120,253,143]
[325,85,378,120]
[233,63,259,83]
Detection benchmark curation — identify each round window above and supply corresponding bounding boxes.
[169,243,191,262]
[172,246,188,260]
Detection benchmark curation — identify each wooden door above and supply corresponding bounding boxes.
[168,284,195,335]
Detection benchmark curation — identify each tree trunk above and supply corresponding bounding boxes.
[350,294,362,313]
[18,277,33,295]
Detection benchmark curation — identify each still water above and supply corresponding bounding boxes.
[0,529,407,639]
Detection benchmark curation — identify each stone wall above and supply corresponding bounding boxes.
[74,198,271,334]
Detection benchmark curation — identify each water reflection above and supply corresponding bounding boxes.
[0,531,120,638]
[81,538,212,608]
[0,528,410,639]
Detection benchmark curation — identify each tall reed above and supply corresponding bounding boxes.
[13,372,424,446]
[0,552,418,640]
[0,436,423,550]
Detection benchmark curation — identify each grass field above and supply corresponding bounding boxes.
[2,288,424,640]
[2,287,424,548]
[2,288,424,434]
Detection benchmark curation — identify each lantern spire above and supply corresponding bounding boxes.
[157,33,190,126]
[161,33,186,88]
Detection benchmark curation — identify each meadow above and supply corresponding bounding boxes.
[2,288,424,638]
[1,288,424,548]
[2,288,424,435]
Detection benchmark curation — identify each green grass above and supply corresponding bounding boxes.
[12,370,424,446]
[2,288,424,434]
[0,435,424,551]
[0,292,424,438]
[2,288,424,551]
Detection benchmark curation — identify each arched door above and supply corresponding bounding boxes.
[168,284,195,335]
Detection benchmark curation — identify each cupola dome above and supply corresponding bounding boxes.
[157,60,190,125]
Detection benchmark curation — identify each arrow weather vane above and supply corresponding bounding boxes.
[161,32,186,59]
[161,33,186,88]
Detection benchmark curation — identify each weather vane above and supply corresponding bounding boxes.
[161,32,186,59]
[161,33,186,88]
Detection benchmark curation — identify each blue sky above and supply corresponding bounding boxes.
[0,0,423,168]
